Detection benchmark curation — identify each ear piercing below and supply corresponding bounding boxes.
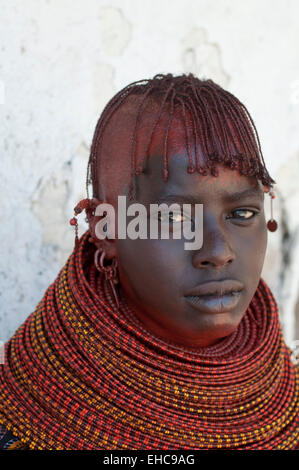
[70,199,120,308]
[94,249,120,308]
[264,188,278,232]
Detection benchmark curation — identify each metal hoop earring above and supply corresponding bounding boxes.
[94,249,120,308]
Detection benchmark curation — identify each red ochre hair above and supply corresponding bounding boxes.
[87,73,276,201]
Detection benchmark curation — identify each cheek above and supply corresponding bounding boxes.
[234,221,268,293]
[248,222,267,269]
[117,239,185,299]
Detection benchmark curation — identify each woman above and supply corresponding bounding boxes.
[0,73,298,450]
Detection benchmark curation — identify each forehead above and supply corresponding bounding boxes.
[134,153,264,205]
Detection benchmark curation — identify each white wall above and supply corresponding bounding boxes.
[1,0,299,344]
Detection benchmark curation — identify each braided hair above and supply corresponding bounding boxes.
[87,73,275,202]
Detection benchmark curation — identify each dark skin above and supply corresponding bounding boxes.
[89,114,268,349]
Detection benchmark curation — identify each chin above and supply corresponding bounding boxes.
[194,312,242,341]
[211,313,240,339]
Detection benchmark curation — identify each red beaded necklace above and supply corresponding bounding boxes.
[0,232,298,449]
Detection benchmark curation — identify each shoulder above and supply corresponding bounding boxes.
[0,423,28,450]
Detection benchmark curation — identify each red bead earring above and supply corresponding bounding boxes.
[69,198,94,249]
[265,189,278,232]
[70,199,120,308]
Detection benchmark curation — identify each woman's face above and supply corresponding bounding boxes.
[113,122,268,348]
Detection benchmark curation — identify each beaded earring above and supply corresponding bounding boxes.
[69,198,120,308]
[264,188,278,232]
[69,198,92,249]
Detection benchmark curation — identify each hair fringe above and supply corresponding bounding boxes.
[87,73,276,201]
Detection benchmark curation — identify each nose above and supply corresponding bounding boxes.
[192,219,236,269]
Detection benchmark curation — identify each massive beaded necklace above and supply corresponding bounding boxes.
[0,232,298,449]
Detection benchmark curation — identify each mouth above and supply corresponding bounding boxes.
[184,279,244,314]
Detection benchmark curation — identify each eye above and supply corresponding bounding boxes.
[158,210,187,223]
[226,209,259,220]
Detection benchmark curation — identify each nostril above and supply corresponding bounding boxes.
[198,257,234,268]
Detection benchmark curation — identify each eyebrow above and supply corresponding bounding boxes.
[151,188,264,205]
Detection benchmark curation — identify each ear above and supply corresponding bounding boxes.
[86,198,118,261]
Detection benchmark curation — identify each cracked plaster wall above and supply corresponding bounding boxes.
[1,0,299,346]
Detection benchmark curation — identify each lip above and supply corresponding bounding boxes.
[184,279,244,314]
[185,279,244,297]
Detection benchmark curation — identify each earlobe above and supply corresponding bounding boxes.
[88,226,117,260]
[70,197,117,258]
[87,199,118,260]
